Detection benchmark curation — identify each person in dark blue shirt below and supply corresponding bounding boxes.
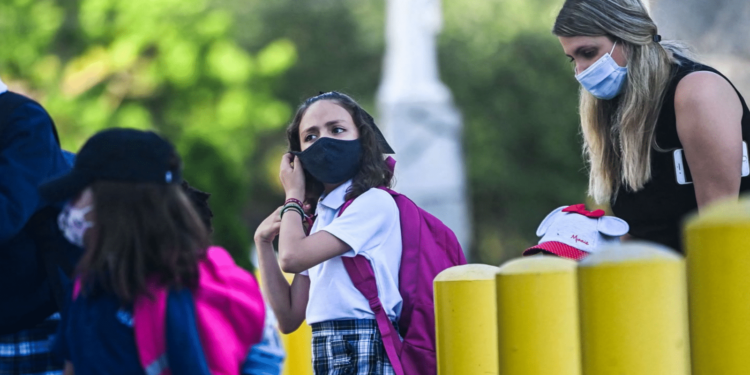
[0,78,74,375]
[43,128,268,374]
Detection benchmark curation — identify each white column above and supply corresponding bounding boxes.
[649,0,750,95]
[377,0,471,257]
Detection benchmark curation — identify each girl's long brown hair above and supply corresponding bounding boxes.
[77,180,210,304]
[286,92,393,203]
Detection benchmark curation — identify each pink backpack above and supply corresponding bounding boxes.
[74,246,266,375]
[340,158,467,375]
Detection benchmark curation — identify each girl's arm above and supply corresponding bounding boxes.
[64,362,74,375]
[276,154,352,274]
[254,207,310,334]
[675,71,744,209]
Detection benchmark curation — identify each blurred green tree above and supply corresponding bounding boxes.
[0,0,297,267]
[439,0,588,264]
[228,0,587,265]
[2,0,588,267]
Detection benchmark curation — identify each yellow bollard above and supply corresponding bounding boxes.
[434,264,500,375]
[578,243,690,375]
[255,269,313,375]
[496,256,581,375]
[280,325,312,375]
[685,198,750,374]
[280,273,313,375]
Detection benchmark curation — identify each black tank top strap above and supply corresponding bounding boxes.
[612,55,750,252]
[655,54,750,150]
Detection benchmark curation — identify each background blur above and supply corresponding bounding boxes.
[4,0,742,267]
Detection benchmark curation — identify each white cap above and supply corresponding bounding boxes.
[524,204,630,260]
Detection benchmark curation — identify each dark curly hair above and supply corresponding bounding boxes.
[286,92,393,204]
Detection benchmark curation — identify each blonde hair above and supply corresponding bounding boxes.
[553,0,688,203]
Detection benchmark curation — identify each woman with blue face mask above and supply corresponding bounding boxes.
[554,0,750,252]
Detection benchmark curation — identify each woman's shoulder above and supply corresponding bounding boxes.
[657,56,741,146]
[672,55,742,124]
[670,56,740,100]
[675,70,738,110]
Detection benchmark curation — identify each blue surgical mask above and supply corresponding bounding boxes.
[576,42,628,100]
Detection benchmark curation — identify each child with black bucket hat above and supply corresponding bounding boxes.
[40,128,266,375]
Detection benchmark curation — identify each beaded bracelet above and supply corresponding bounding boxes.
[282,206,304,219]
[283,201,303,212]
[280,202,304,220]
[285,198,304,207]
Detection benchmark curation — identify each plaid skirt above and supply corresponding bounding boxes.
[311,319,395,375]
[0,313,62,375]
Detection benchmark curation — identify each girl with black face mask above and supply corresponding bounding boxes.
[254,92,401,374]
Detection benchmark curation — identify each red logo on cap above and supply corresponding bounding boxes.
[571,235,589,245]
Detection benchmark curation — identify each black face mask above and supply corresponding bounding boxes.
[292,137,362,184]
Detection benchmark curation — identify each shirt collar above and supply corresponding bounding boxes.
[318,180,353,211]
[0,77,7,95]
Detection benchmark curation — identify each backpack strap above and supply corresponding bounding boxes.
[342,256,404,375]
[338,163,405,374]
[71,279,172,375]
[134,282,171,375]
[72,278,82,300]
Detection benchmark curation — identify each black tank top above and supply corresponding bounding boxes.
[611,56,750,253]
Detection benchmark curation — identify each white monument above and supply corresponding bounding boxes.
[648,0,750,95]
[377,0,472,257]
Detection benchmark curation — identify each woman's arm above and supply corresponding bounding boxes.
[675,71,744,209]
[254,207,310,334]
[277,154,351,274]
[64,362,74,375]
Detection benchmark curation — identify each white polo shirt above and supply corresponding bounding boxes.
[302,180,403,324]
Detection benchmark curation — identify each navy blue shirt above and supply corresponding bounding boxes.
[54,286,283,375]
[0,94,72,333]
[55,291,146,375]
[55,287,211,375]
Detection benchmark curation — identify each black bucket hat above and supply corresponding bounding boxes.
[39,128,182,202]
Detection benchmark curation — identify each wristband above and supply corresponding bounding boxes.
[282,202,303,212]
[281,202,304,220]
[285,198,304,207]
[281,206,304,219]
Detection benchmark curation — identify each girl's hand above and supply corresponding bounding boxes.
[280,153,305,200]
[254,207,283,244]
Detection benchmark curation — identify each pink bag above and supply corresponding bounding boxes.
[340,157,467,375]
[74,246,266,375]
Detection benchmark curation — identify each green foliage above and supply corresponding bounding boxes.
[440,0,588,264]
[2,0,588,267]
[227,0,587,264]
[0,0,296,267]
